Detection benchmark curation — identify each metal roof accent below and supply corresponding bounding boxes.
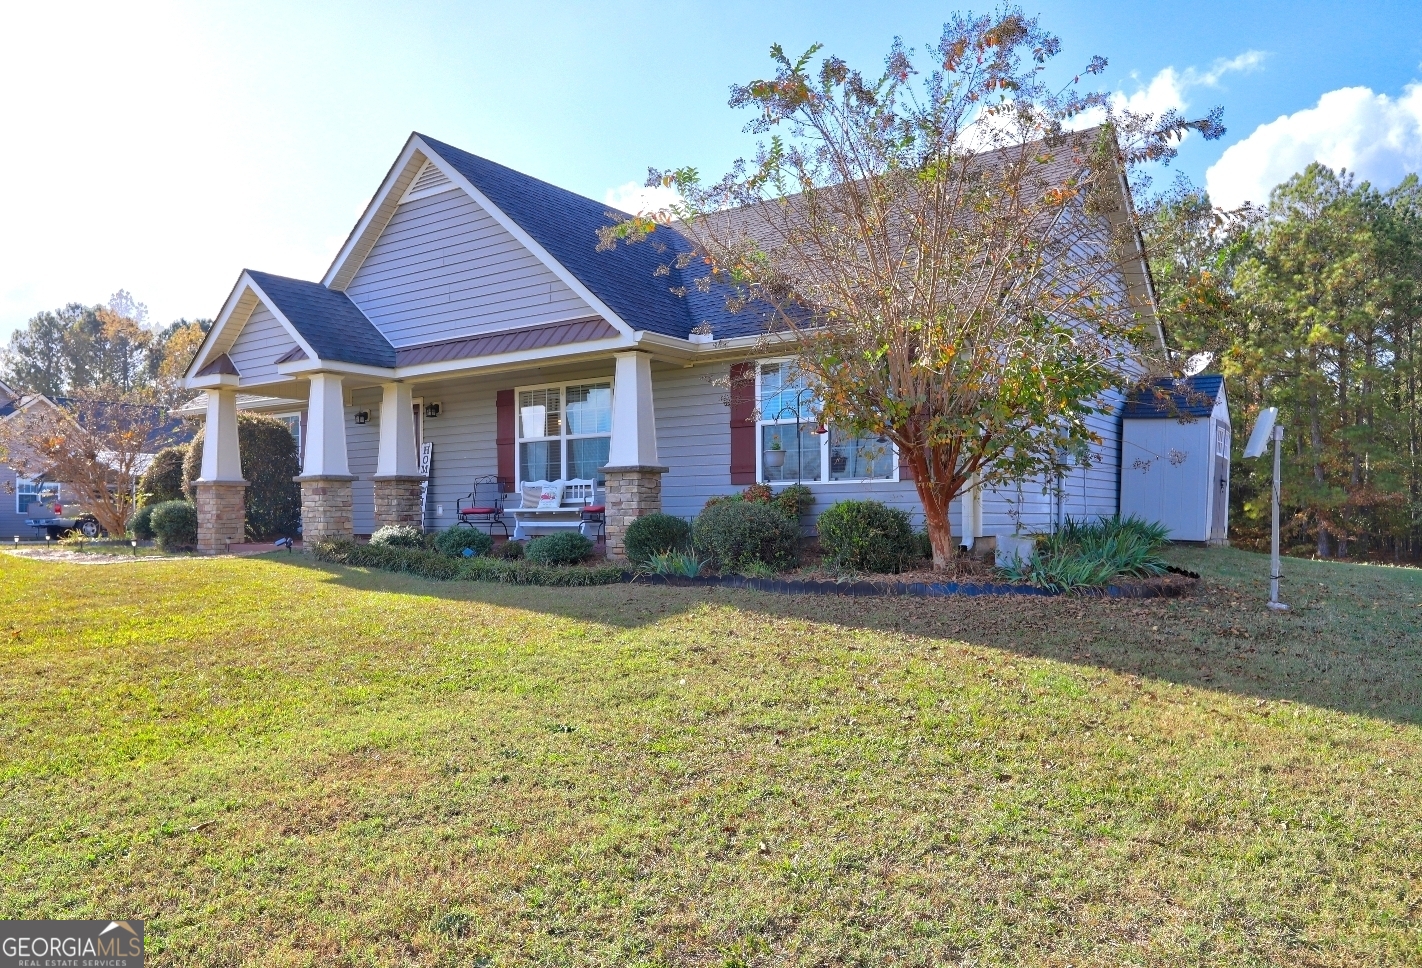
[194,353,240,378]
[275,345,309,365]
[394,316,620,367]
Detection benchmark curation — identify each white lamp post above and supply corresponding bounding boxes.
[1243,407,1289,611]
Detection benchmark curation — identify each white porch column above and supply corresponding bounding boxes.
[199,386,243,482]
[297,372,355,541]
[373,381,424,529]
[302,372,350,478]
[606,351,660,466]
[194,384,247,553]
[600,351,668,559]
[375,381,419,476]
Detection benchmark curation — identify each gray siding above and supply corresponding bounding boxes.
[227,304,298,381]
[344,188,594,348]
[0,464,33,539]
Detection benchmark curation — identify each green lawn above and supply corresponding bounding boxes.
[1,546,1419,966]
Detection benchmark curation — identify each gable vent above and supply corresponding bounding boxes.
[401,160,455,202]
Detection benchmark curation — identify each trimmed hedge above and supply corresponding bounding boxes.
[370,525,426,549]
[434,527,493,558]
[817,499,919,573]
[139,445,188,506]
[310,540,624,586]
[527,531,594,566]
[693,499,799,572]
[149,500,197,552]
[623,513,691,565]
[183,413,301,541]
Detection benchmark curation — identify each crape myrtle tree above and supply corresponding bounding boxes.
[599,8,1224,568]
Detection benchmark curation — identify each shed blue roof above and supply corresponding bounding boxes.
[245,270,396,368]
[419,135,774,340]
[1124,374,1225,419]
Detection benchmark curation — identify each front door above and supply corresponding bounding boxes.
[1210,424,1230,543]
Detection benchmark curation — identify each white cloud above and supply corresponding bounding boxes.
[1111,50,1266,118]
[604,181,683,216]
[1205,83,1422,209]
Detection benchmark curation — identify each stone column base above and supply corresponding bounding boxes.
[194,480,248,554]
[297,474,357,543]
[600,464,669,560]
[373,475,425,530]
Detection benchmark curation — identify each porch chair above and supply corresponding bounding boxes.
[455,475,510,538]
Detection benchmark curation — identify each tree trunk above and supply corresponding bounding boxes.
[904,445,958,569]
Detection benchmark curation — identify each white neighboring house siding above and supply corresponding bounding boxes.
[343,186,595,348]
[226,304,299,381]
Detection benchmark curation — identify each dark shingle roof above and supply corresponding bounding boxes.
[245,270,395,368]
[1124,374,1225,419]
[419,135,772,340]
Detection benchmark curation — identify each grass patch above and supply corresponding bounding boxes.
[1,546,1420,964]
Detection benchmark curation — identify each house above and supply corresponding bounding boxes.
[1120,374,1231,544]
[181,132,1169,555]
[0,383,193,538]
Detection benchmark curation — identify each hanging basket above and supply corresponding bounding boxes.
[764,450,786,469]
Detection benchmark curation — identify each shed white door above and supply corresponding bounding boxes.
[1209,423,1230,543]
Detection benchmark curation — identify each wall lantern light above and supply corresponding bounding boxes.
[353,410,370,425]
[424,402,441,419]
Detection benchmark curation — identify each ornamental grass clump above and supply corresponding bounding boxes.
[1000,515,1170,592]
[817,499,920,573]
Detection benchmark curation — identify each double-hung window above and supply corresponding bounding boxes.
[16,479,58,515]
[756,360,896,484]
[516,381,613,485]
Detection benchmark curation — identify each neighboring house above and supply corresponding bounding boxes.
[181,131,1178,555]
[0,383,192,538]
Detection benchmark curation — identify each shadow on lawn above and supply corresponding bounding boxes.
[262,548,1422,726]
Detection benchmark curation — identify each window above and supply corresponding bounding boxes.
[516,381,612,485]
[756,361,896,484]
[16,479,59,515]
[1215,425,1230,458]
[275,413,301,454]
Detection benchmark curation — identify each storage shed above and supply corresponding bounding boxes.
[1120,374,1231,544]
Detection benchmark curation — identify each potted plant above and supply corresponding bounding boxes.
[764,436,786,468]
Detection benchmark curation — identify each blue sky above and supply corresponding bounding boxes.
[3,0,1421,342]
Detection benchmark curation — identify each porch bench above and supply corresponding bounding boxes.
[509,479,600,540]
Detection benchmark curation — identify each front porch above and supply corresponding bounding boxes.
[190,351,669,559]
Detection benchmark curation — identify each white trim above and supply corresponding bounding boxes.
[185,272,319,384]
[753,358,899,486]
[322,137,427,289]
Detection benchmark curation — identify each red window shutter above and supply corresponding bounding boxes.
[496,389,515,488]
[729,362,757,484]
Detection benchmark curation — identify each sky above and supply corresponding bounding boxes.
[2,0,1421,342]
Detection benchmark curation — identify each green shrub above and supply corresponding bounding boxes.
[370,525,426,549]
[623,513,691,564]
[434,527,493,558]
[692,499,799,573]
[817,500,918,573]
[772,483,815,519]
[139,445,188,506]
[490,540,525,560]
[999,515,1170,592]
[149,500,197,552]
[526,531,594,566]
[311,540,623,586]
[128,504,156,541]
[183,413,301,540]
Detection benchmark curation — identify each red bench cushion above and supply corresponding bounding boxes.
[460,507,499,515]
[582,505,605,514]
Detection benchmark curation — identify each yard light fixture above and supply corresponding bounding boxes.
[131,539,138,557]
[1243,407,1289,612]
